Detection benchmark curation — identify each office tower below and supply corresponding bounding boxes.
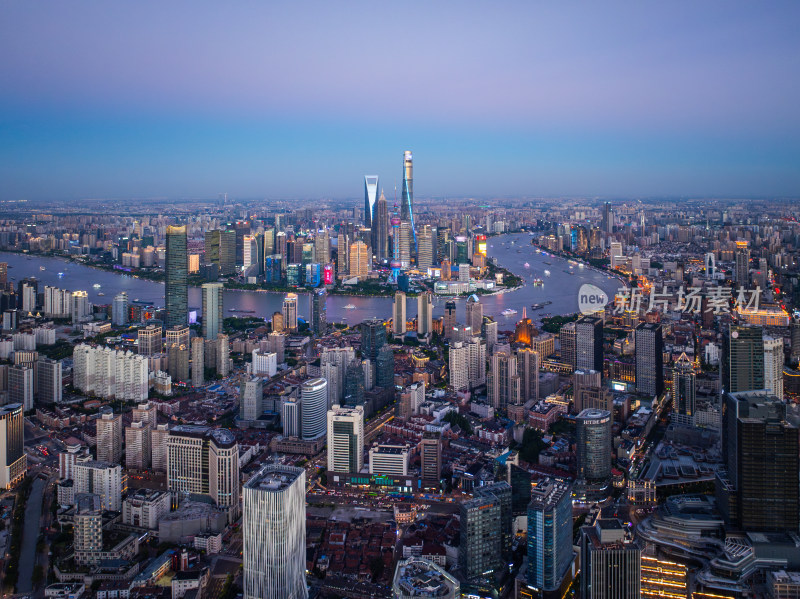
[602,201,613,235]
[343,361,365,406]
[280,293,298,331]
[165,225,188,328]
[483,319,498,350]
[672,353,696,416]
[474,482,513,555]
[202,283,224,340]
[191,337,204,387]
[166,324,190,349]
[336,232,349,276]
[465,295,482,333]
[393,291,407,335]
[73,461,123,511]
[420,431,442,488]
[361,318,386,360]
[240,377,264,421]
[576,409,612,483]
[9,365,33,411]
[216,333,230,376]
[417,225,434,269]
[764,336,784,399]
[243,465,308,599]
[96,412,123,463]
[138,324,162,356]
[517,348,540,403]
[460,495,501,578]
[125,421,151,470]
[348,240,369,278]
[282,398,300,437]
[301,378,328,440]
[417,292,433,336]
[168,343,190,382]
[271,311,284,333]
[320,347,354,404]
[327,404,364,474]
[166,425,239,510]
[735,241,750,286]
[449,341,469,391]
[0,404,25,489]
[400,150,416,247]
[36,357,63,404]
[376,345,395,388]
[72,290,90,324]
[444,300,457,339]
[311,289,326,337]
[112,292,128,326]
[718,390,798,531]
[368,443,411,476]
[467,336,487,388]
[267,332,286,364]
[74,493,103,566]
[364,175,379,227]
[0,263,6,288]
[398,220,412,266]
[372,190,389,263]
[314,230,330,265]
[722,325,764,393]
[791,318,800,366]
[527,480,573,592]
[508,464,532,517]
[635,323,664,397]
[580,518,641,599]
[558,323,576,369]
[242,234,257,270]
[488,351,521,410]
[576,316,603,372]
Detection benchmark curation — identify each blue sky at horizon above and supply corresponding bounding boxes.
[1,1,799,201]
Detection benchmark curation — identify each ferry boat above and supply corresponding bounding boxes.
[532,278,544,286]
[57,272,65,277]
[344,304,356,310]
[544,270,551,276]
[39,266,46,271]
[228,309,256,314]
[531,301,553,310]
[501,308,518,317]
[97,292,105,297]
[93,283,101,289]
[523,262,530,268]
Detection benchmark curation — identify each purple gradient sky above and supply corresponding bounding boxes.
[1,1,799,201]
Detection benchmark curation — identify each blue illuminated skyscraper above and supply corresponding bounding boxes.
[400,151,416,254]
[364,176,379,228]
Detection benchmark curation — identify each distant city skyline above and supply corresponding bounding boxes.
[1,1,799,200]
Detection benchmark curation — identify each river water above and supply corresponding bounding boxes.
[1,233,620,326]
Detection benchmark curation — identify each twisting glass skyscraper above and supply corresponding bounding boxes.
[165,225,188,328]
[243,464,308,599]
[400,150,416,253]
[364,175,379,228]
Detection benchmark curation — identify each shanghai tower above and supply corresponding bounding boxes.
[400,150,417,253]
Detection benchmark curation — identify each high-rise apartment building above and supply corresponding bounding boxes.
[243,465,308,599]
[635,323,664,397]
[488,351,520,411]
[467,336,487,388]
[327,404,364,474]
[165,225,188,328]
[466,295,483,333]
[73,461,123,511]
[393,291,407,335]
[517,348,539,403]
[166,324,190,349]
[166,425,239,510]
[449,342,469,391]
[764,336,784,399]
[125,421,151,470]
[9,364,34,411]
[191,336,204,387]
[282,293,298,331]
[112,292,128,326]
[240,377,263,421]
[417,292,433,336]
[0,403,25,489]
[138,324,162,356]
[444,300,457,339]
[735,241,750,286]
[202,283,224,340]
[96,411,123,464]
[216,333,230,377]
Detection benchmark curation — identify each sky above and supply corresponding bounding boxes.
[1,1,799,202]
